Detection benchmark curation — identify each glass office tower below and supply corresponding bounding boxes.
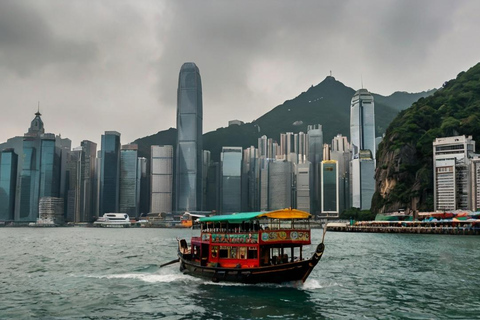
[119,144,139,217]
[321,160,339,216]
[221,147,242,214]
[39,134,61,198]
[0,149,18,221]
[350,89,375,210]
[175,62,203,212]
[307,124,323,215]
[350,89,375,158]
[100,131,121,215]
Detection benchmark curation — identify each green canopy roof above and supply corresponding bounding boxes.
[198,212,264,223]
[198,209,312,223]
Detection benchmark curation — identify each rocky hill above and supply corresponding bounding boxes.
[373,62,480,213]
[134,77,434,162]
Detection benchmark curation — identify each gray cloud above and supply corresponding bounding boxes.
[0,0,98,77]
[0,0,479,147]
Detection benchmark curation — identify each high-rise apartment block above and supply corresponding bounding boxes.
[433,135,475,211]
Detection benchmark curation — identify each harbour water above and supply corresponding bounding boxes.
[1,228,479,319]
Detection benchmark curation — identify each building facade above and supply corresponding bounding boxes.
[0,149,18,221]
[119,144,139,217]
[99,131,121,215]
[220,147,242,214]
[175,62,203,213]
[433,135,475,211]
[151,145,173,214]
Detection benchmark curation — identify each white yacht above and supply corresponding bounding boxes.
[94,213,131,228]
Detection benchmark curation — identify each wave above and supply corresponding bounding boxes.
[82,272,201,283]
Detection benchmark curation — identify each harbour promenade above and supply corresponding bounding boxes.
[327,211,480,235]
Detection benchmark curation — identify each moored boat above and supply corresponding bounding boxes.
[94,213,131,228]
[176,208,325,284]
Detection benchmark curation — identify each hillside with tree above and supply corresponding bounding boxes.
[373,62,480,213]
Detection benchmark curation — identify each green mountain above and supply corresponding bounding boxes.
[373,62,480,213]
[133,77,434,162]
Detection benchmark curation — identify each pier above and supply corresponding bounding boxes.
[327,220,480,235]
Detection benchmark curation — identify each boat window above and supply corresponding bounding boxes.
[247,247,258,259]
[230,247,238,259]
[239,247,247,259]
[211,246,218,258]
[219,246,229,258]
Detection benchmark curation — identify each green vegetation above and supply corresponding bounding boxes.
[340,208,376,221]
[134,76,433,162]
[373,62,480,212]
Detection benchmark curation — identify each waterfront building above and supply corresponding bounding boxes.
[119,144,139,218]
[471,157,480,211]
[18,113,44,221]
[66,147,81,222]
[350,151,375,210]
[80,140,97,221]
[18,112,67,221]
[321,160,339,217]
[99,131,121,215]
[137,157,147,215]
[150,145,173,214]
[433,135,475,211]
[307,124,323,215]
[350,88,375,158]
[220,147,242,214]
[268,161,293,210]
[242,146,258,212]
[175,62,203,213]
[206,161,220,212]
[330,134,351,212]
[258,158,272,211]
[0,149,18,221]
[296,162,311,213]
[349,89,375,210]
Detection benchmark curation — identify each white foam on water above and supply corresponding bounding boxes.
[303,278,342,290]
[302,279,324,289]
[83,272,200,283]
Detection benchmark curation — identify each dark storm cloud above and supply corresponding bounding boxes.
[0,1,97,77]
[0,0,479,146]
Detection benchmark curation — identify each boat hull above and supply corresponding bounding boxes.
[177,243,324,284]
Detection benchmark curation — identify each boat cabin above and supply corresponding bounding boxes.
[188,209,312,269]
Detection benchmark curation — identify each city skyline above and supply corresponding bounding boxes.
[1,1,479,148]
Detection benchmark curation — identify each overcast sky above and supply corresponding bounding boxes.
[1,0,479,147]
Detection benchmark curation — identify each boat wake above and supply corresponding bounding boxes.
[82,272,201,284]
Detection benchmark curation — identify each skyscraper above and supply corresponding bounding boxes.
[350,89,375,158]
[175,62,203,213]
[119,144,139,217]
[307,124,323,215]
[321,160,339,217]
[220,147,242,214]
[99,131,121,215]
[349,89,376,210]
[0,149,18,221]
[151,145,173,214]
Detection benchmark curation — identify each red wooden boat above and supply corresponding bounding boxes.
[176,208,325,284]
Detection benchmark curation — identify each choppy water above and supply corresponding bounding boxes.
[1,228,479,319]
